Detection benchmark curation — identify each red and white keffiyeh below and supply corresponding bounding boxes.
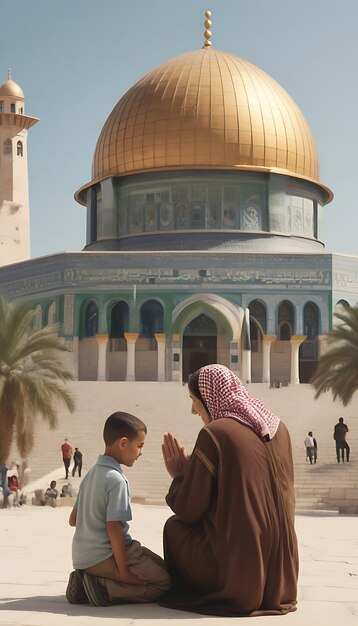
[199,364,280,440]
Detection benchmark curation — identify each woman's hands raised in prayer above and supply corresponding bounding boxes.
[162,432,190,478]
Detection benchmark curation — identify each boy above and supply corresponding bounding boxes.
[66,412,171,606]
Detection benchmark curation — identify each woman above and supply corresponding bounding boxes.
[161,364,298,616]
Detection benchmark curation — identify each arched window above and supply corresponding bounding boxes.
[140,300,164,338]
[248,300,267,334]
[303,302,320,340]
[110,301,129,338]
[10,103,15,113]
[277,301,294,340]
[248,300,266,352]
[109,301,129,351]
[300,302,320,362]
[19,107,23,114]
[84,301,98,337]
[17,141,23,156]
[335,299,350,311]
[279,323,291,341]
[32,305,42,332]
[0,101,4,112]
[3,139,12,155]
[47,302,56,325]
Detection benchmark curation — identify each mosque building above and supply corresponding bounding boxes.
[0,12,357,384]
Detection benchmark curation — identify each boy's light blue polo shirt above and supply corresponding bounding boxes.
[72,454,132,569]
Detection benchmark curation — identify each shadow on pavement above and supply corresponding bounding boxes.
[0,595,200,619]
[302,462,353,474]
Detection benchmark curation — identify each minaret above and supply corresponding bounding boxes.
[0,70,38,265]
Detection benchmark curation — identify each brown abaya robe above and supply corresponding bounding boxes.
[161,418,298,616]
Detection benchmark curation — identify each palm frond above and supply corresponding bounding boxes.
[0,300,34,365]
[0,296,76,462]
[311,304,358,405]
[10,325,71,365]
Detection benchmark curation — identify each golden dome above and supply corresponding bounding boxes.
[0,78,24,99]
[76,47,328,202]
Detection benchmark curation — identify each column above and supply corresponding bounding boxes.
[262,335,277,384]
[242,308,251,383]
[242,349,252,383]
[96,334,109,381]
[155,333,166,382]
[124,333,138,382]
[229,341,239,376]
[290,335,306,385]
[63,294,74,336]
[171,334,182,382]
[72,336,79,381]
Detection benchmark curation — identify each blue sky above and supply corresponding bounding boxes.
[1,0,357,257]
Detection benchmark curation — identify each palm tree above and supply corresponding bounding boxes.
[311,305,358,406]
[0,297,75,464]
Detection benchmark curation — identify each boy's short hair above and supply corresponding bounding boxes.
[103,412,147,445]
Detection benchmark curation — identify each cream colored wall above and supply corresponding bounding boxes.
[135,351,158,381]
[270,340,291,383]
[135,337,158,381]
[107,352,127,380]
[78,338,98,380]
[251,351,263,382]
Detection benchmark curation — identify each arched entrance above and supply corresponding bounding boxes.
[182,314,217,381]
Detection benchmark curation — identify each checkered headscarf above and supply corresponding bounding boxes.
[199,364,280,440]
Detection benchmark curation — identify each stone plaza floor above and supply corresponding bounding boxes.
[1,503,358,626]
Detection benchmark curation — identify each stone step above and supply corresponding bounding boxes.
[11,381,358,513]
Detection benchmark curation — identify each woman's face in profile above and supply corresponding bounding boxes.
[189,392,211,425]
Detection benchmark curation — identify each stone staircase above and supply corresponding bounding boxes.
[293,462,357,510]
[13,382,358,511]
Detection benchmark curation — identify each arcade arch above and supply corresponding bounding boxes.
[182,313,218,382]
[107,300,129,381]
[109,300,129,349]
[248,300,267,351]
[136,299,165,381]
[248,300,267,382]
[84,300,99,337]
[277,300,294,339]
[299,302,320,383]
[47,301,56,325]
[79,300,99,381]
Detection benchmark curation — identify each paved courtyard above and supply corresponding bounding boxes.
[1,503,358,626]
[2,382,358,623]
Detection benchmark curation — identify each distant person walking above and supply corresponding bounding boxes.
[61,438,73,479]
[334,418,350,463]
[312,433,318,463]
[72,448,83,477]
[304,431,317,464]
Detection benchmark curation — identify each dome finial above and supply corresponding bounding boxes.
[8,68,12,80]
[203,10,212,47]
